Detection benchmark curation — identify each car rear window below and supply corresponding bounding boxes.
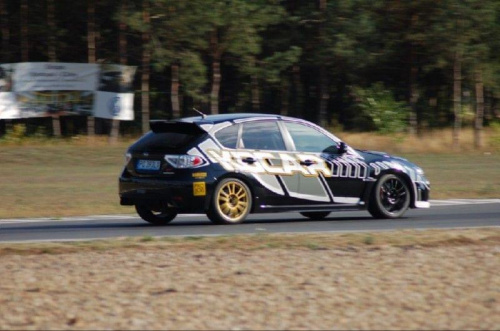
[214,124,239,149]
[130,131,201,152]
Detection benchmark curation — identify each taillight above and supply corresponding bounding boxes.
[124,152,132,165]
[164,155,207,168]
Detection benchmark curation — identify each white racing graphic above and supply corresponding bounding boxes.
[207,149,332,177]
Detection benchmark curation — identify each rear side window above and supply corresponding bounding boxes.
[241,121,286,151]
[130,131,200,152]
[215,124,239,149]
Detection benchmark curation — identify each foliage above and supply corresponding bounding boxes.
[1,0,500,133]
[0,124,27,143]
[353,83,409,134]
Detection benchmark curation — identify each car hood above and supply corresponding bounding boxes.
[355,149,422,171]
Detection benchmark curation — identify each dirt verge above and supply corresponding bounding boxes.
[1,228,499,330]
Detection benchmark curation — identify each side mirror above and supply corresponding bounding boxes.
[338,141,348,154]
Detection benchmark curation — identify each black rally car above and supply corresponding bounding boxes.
[119,113,430,225]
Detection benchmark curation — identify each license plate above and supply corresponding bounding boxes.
[136,159,161,171]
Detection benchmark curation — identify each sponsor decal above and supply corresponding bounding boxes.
[192,172,207,179]
[193,182,206,196]
[207,149,332,177]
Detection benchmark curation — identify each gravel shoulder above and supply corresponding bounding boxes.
[1,228,499,330]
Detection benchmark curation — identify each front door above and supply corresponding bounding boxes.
[282,121,367,204]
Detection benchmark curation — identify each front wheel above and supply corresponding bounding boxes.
[135,205,177,225]
[207,178,252,225]
[368,174,411,219]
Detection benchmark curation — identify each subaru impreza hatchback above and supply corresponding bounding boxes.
[119,113,430,225]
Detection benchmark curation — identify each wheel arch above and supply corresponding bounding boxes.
[373,170,416,208]
[204,172,257,213]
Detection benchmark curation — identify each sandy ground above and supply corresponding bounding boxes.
[0,230,499,330]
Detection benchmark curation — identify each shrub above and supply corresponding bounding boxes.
[353,82,409,134]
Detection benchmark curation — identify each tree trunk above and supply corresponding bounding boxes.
[251,74,260,112]
[110,0,128,143]
[250,57,260,112]
[141,0,151,134]
[280,78,289,116]
[87,0,96,137]
[318,68,329,127]
[210,57,221,115]
[409,49,418,135]
[47,0,56,62]
[474,67,484,149]
[46,0,61,137]
[452,50,462,150]
[1,0,10,62]
[20,0,28,62]
[408,13,419,135]
[317,0,328,127]
[20,0,28,61]
[292,65,302,117]
[171,63,180,118]
[210,30,220,115]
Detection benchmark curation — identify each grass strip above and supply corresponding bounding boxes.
[0,227,498,256]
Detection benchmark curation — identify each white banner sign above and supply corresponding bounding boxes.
[0,62,136,120]
[13,63,100,91]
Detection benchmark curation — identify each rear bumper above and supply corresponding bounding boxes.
[119,176,209,213]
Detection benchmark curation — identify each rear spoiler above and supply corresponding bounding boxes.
[150,120,207,135]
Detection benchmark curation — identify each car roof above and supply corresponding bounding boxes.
[176,113,283,125]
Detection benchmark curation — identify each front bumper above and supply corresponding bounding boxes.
[413,180,430,208]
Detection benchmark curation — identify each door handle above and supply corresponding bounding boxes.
[300,160,316,166]
[242,157,256,164]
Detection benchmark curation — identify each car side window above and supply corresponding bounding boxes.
[214,124,240,149]
[284,122,337,153]
[241,121,286,151]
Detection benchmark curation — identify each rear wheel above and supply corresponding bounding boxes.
[207,178,252,224]
[368,174,410,219]
[135,205,177,225]
[300,211,330,220]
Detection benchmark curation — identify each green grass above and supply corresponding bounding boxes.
[402,152,500,199]
[0,138,498,219]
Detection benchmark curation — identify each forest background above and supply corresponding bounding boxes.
[1,0,500,150]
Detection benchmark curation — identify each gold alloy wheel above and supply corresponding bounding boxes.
[216,180,250,222]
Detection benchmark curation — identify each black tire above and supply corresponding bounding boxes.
[300,211,330,220]
[207,178,252,225]
[135,205,177,225]
[368,174,411,219]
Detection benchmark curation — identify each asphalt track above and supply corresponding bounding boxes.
[0,199,499,243]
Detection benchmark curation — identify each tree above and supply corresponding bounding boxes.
[20,0,28,62]
[201,0,283,114]
[140,0,150,133]
[87,0,96,136]
[316,0,377,127]
[46,0,62,137]
[1,0,10,62]
[110,0,128,142]
[428,0,499,149]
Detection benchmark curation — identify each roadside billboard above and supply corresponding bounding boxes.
[0,62,136,120]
